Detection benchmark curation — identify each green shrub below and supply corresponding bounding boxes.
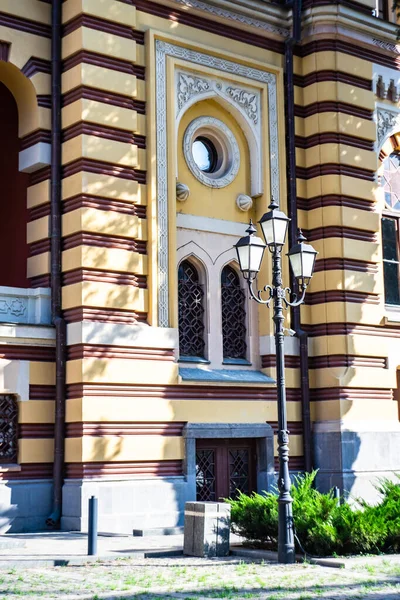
[228,472,400,557]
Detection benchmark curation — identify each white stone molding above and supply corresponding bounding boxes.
[156,39,280,326]
[176,70,263,197]
[19,142,51,173]
[176,213,248,237]
[376,105,400,149]
[183,116,240,188]
[67,321,179,349]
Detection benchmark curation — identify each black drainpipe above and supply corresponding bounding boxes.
[284,0,313,473]
[47,0,66,528]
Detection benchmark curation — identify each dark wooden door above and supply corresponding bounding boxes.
[195,438,256,501]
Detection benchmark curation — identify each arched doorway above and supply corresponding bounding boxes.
[0,82,29,288]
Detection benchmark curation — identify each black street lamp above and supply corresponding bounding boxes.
[234,199,317,564]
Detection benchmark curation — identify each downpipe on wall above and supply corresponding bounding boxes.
[284,0,313,473]
[46,0,66,528]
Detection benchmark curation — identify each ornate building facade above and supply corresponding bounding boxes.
[0,0,398,532]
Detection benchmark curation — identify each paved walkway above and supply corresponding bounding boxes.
[0,531,187,566]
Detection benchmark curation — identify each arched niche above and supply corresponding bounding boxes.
[0,61,40,138]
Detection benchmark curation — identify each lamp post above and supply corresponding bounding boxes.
[234,199,317,564]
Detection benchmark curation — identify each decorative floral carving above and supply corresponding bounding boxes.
[377,108,400,146]
[226,87,258,124]
[0,298,27,318]
[177,73,210,110]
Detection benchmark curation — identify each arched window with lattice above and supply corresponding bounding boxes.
[0,395,18,464]
[221,265,247,360]
[178,260,205,359]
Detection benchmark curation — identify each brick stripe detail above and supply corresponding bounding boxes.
[0,464,53,480]
[303,226,377,243]
[18,424,54,439]
[132,0,284,54]
[293,71,372,91]
[62,269,147,288]
[37,95,51,108]
[303,322,400,337]
[270,421,303,434]
[62,232,147,254]
[29,385,55,400]
[314,258,378,273]
[62,86,145,113]
[21,130,52,150]
[0,345,54,361]
[310,388,393,401]
[29,239,50,256]
[309,355,387,369]
[275,456,305,471]
[261,355,300,369]
[305,290,380,305]
[262,354,386,369]
[297,38,400,71]
[297,164,375,181]
[0,12,51,38]
[67,344,174,361]
[63,307,147,325]
[62,195,146,219]
[297,195,375,211]
[0,42,10,62]
[63,14,145,45]
[63,122,146,148]
[63,51,145,80]
[65,460,183,479]
[28,203,51,222]
[295,133,374,152]
[295,102,373,120]
[62,159,146,184]
[66,384,300,401]
[21,57,51,78]
[29,166,51,186]
[65,422,185,437]
[31,274,51,288]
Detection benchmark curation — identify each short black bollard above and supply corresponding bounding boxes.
[88,495,98,556]
[333,486,341,507]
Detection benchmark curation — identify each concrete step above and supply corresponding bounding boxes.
[132,526,184,537]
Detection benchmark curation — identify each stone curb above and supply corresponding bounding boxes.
[231,546,346,568]
[0,548,182,569]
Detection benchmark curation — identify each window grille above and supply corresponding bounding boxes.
[178,260,205,358]
[382,217,400,306]
[221,266,247,359]
[0,395,18,464]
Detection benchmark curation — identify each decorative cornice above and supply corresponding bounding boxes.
[305,290,380,305]
[65,422,185,437]
[62,232,147,254]
[297,194,375,211]
[303,322,400,337]
[0,12,51,38]
[62,269,147,288]
[62,158,146,184]
[62,86,146,113]
[62,194,146,219]
[295,101,373,120]
[295,132,374,151]
[303,226,377,242]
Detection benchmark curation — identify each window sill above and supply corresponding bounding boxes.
[0,465,20,473]
[178,356,210,364]
[222,358,252,366]
[383,305,400,323]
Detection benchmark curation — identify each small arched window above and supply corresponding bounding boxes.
[221,265,247,360]
[178,260,205,358]
[381,152,400,306]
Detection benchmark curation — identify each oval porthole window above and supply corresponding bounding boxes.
[183,116,240,188]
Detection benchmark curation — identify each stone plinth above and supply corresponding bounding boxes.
[183,501,230,558]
